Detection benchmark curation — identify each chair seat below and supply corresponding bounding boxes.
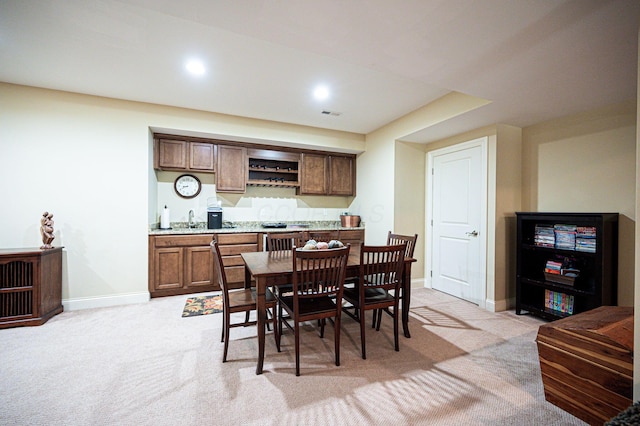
[280,294,337,318]
[343,286,392,305]
[228,287,277,312]
[276,283,294,294]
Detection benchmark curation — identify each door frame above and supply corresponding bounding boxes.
[425,137,488,309]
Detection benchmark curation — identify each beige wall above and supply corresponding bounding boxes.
[494,125,523,306]
[354,92,490,283]
[394,141,426,279]
[0,83,365,309]
[521,100,637,306]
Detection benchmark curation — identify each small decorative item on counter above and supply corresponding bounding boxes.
[340,214,360,228]
[40,211,55,249]
[301,239,345,250]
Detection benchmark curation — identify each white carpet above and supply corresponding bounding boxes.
[0,288,588,425]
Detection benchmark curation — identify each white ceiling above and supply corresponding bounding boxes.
[0,0,637,144]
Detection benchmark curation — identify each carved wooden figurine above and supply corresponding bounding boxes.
[40,211,55,249]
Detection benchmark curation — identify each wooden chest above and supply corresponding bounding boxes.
[536,306,633,425]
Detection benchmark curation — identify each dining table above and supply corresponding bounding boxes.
[242,245,416,375]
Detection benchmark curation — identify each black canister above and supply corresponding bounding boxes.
[207,207,223,229]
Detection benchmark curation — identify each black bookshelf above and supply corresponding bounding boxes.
[515,212,618,321]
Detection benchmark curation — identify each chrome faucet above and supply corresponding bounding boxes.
[188,210,195,228]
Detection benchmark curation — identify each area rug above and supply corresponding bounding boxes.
[181,295,222,317]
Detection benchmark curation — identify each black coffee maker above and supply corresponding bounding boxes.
[207,207,223,229]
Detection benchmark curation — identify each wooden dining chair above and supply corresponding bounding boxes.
[388,232,418,259]
[373,232,418,330]
[303,230,340,243]
[265,232,306,330]
[265,231,306,251]
[277,245,350,376]
[211,240,279,362]
[343,243,406,359]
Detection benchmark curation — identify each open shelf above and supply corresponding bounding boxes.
[515,212,618,321]
[246,148,300,189]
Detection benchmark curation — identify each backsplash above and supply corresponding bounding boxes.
[222,197,345,223]
[155,194,351,225]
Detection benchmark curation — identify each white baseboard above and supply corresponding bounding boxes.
[63,292,150,311]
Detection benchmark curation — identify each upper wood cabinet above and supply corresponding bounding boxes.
[155,139,215,172]
[299,153,327,195]
[216,145,246,193]
[328,155,355,196]
[190,142,216,171]
[153,133,356,196]
[156,139,187,169]
[298,153,355,196]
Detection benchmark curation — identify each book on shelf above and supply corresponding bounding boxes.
[554,224,577,250]
[575,226,596,252]
[543,258,579,286]
[545,289,574,315]
[544,260,562,273]
[534,224,555,247]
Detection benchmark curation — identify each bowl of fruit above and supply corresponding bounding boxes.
[301,239,345,250]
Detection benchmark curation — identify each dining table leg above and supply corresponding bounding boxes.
[402,262,412,338]
[254,276,267,375]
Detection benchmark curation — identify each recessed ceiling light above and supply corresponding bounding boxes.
[185,59,206,76]
[313,85,329,100]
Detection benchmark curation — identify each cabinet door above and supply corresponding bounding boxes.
[328,155,354,196]
[157,139,188,169]
[189,142,215,171]
[217,145,246,192]
[153,247,183,290]
[339,229,364,247]
[299,153,327,195]
[185,246,213,288]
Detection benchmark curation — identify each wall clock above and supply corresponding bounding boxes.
[174,174,201,198]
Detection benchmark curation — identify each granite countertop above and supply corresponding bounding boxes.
[149,221,364,235]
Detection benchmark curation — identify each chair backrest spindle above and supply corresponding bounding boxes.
[292,245,350,311]
[387,232,418,259]
[266,232,306,251]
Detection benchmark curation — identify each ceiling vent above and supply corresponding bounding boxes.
[321,110,342,117]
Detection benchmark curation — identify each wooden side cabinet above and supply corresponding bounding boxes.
[149,235,216,297]
[0,247,63,328]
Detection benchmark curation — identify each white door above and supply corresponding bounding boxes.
[428,138,486,305]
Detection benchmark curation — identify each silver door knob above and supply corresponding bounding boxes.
[466,230,478,237]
